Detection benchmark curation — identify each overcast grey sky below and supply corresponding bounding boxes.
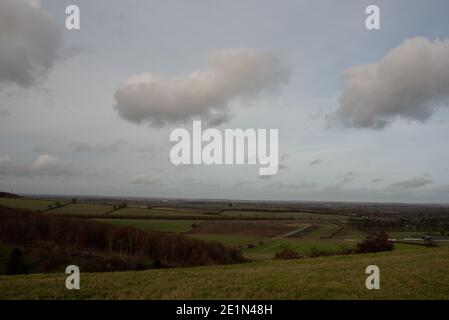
[1,0,449,203]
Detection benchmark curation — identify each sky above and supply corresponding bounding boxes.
[1,0,449,203]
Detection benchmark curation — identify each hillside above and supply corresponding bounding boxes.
[1,246,448,299]
[0,192,21,199]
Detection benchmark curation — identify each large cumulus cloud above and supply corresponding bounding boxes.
[114,49,290,126]
[0,0,61,87]
[331,37,449,129]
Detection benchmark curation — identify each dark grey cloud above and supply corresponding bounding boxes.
[68,140,126,153]
[278,154,289,171]
[114,49,290,126]
[338,171,357,183]
[331,37,449,129]
[33,147,49,154]
[388,176,434,191]
[309,159,322,166]
[0,0,61,87]
[134,144,165,160]
[269,181,318,190]
[433,185,449,193]
[234,180,253,187]
[370,178,383,183]
[335,171,357,188]
[130,175,162,186]
[278,164,288,171]
[0,110,10,117]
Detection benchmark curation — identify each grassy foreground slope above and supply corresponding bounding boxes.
[1,247,449,299]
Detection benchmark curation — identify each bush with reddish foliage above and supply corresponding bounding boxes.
[274,245,301,260]
[357,232,394,253]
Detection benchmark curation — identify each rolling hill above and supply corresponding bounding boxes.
[1,246,448,299]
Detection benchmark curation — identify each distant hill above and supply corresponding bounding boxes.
[0,192,22,198]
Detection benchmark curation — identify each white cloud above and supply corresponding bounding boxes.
[0,154,73,177]
[28,0,40,8]
[331,37,449,129]
[0,0,61,87]
[114,48,290,126]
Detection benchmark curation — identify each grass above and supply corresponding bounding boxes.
[0,247,448,299]
[94,219,198,233]
[243,238,353,256]
[0,198,62,211]
[47,203,114,216]
[393,243,424,251]
[0,242,16,274]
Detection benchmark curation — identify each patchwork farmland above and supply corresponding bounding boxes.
[2,195,449,299]
[1,196,441,262]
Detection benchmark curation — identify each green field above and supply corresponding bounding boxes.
[1,247,448,299]
[220,210,349,220]
[333,226,368,240]
[109,207,204,218]
[0,198,63,211]
[94,219,198,233]
[47,203,114,216]
[297,222,342,239]
[387,231,437,239]
[243,238,354,259]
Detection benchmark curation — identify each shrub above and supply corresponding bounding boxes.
[304,246,356,258]
[6,248,29,275]
[424,236,437,247]
[305,247,332,258]
[274,245,301,260]
[357,232,393,253]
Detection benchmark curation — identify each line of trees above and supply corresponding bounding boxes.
[0,205,244,268]
[348,217,449,234]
